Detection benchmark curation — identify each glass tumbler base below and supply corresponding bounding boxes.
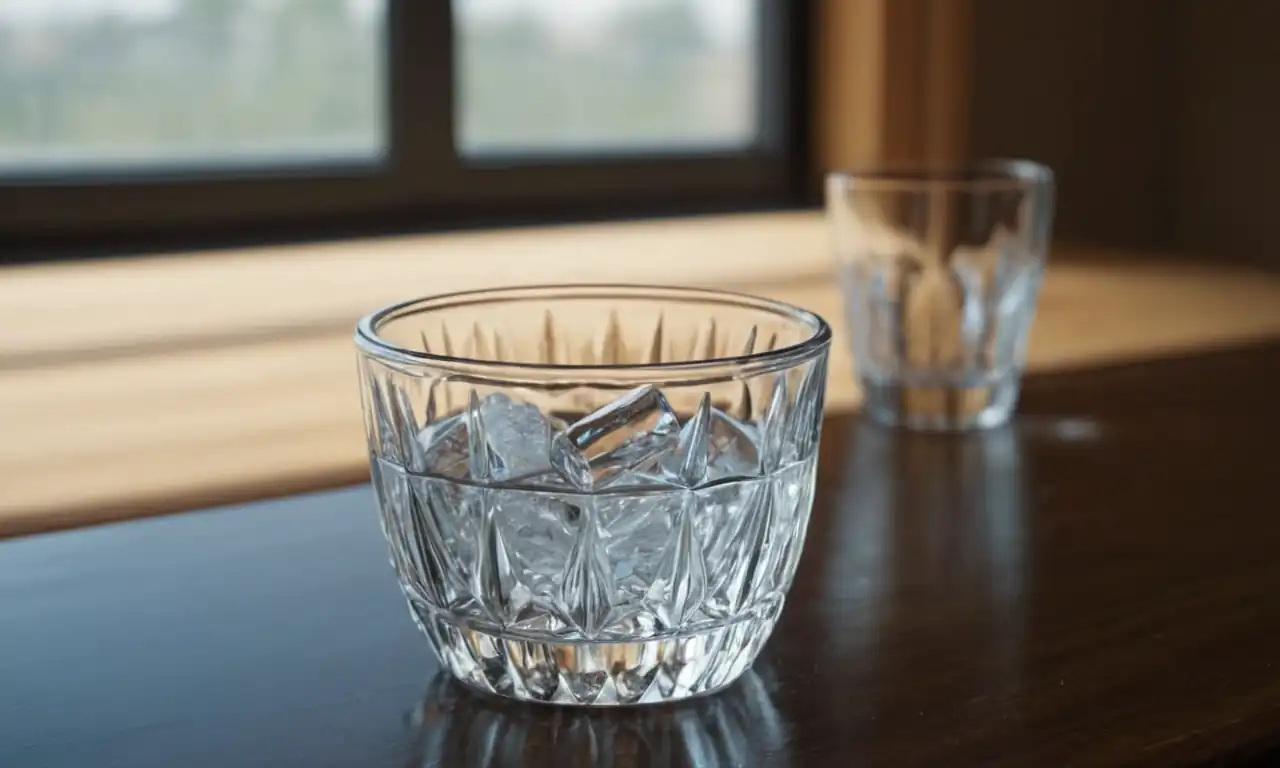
[860,371,1021,431]
[416,604,781,706]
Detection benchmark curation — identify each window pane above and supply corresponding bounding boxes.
[455,0,757,155]
[0,0,385,173]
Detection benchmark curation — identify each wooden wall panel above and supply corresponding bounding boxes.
[968,0,1174,250]
[1169,0,1280,269]
[814,0,971,178]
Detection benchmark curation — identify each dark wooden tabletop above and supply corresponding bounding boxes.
[3,342,1279,768]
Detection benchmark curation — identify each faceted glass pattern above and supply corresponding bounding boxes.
[407,665,787,765]
[356,287,830,705]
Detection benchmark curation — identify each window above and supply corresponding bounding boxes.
[455,0,757,154]
[0,0,805,259]
[0,0,385,171]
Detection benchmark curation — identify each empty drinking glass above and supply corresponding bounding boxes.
[355,286,831,705]
[827,160,1054,430]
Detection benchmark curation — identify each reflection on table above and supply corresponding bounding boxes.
[406,667,788,768]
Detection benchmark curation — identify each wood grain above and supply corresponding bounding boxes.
[1,215,1278,535]
[3,344,1278,766]
[0,212,830,363]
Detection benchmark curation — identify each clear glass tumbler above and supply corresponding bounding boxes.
[827,160,1055,430]
[355,286,831,705]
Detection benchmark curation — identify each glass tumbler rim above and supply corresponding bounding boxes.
[355,283,832,385]
[826,157,1054,193]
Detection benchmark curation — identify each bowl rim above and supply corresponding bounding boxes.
[355,284,832,384]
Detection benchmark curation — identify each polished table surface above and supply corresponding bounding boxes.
[3,343,1279,767]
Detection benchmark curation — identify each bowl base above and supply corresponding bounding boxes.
[411,603,781,706]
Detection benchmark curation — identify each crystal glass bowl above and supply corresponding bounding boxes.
[355,285,831,705]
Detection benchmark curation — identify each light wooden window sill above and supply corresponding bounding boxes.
[3,212,1278,536]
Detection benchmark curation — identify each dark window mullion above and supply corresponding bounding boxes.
[388,0,461,206]
[755,0,793,154]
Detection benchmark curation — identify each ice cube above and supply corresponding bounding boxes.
[661,394,713,487]
[418,413,470,478]
[706,409,761,480]
[416,393,561,482]
[479,392,556,481]
[660,400,761,486]
[550,385,680,490]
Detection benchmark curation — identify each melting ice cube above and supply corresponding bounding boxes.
[660,400,761,486]
[550,385,680,490]
[418,392,560,482]
[478,392,556,481]
[705,410,761,479]
[418,413,469,478]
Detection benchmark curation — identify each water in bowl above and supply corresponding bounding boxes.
[371,388,816,705]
